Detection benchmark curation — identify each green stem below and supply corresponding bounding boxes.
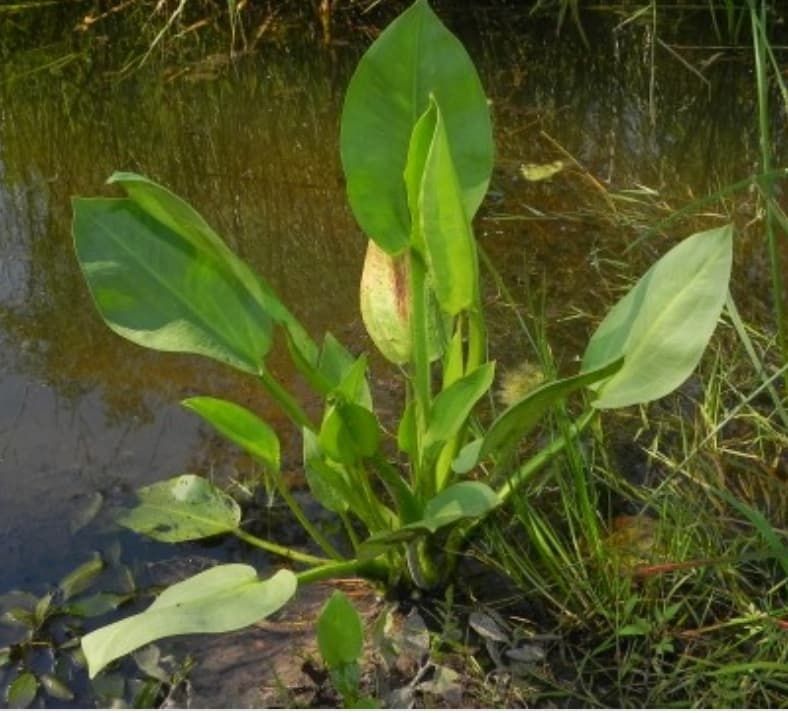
[295,557,389,586]
[409,249,432,496]
[447,408,598,561]
[496,408,597,503]
[271,469,343,561]
[259,371,314,431]
[233,528,331,566]
[339,511,361,553]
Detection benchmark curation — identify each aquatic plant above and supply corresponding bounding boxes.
[71,0,733,679]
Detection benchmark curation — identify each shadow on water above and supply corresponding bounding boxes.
[0,2,785,705]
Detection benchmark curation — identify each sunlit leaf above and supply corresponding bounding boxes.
[73,195,272,374]
[424,363,495,456]
[420,481,499,530]
[317,590,364,668]
[341,0,493,253]
[81,565,297,678]
[319,403,380,465]
[363,481,499,548]
[583,225,733,408]
[418,99,479,315]
[451,438,483,474]
[116,475,240,542]
[182,396,280,472]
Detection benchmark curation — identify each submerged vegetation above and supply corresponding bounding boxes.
[0,0,785,709]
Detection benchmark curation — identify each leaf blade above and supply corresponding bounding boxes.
[81,566,297,678]
[340,0,492,253]
[583,225,733,408]
[182,396,280,472]
[116,475,241,542]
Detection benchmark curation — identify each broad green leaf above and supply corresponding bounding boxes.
[397,401,418,459]
[480,357,624,460]
[340,0,493,253]
[332,354,373,410]
[116,475,241,542]
[452,438,483,474]
[442,323,465,388]
[59,553,104,601]
[582,225,733,408]
[419,99,479,315]
[81,565,297,678]
[424,363,495,455]
[6,672,37,708]
[108,172,304,339]
[303,428,351,514]
[73,196,272,374]
[420,481,500,531]
[320,334,359,389]
[182,396,280,472]
[404,102,438,243]
[363,481,499,547]
[317,590,364,668]
[319,403,380,465]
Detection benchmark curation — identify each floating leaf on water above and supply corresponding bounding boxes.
[69,492,104,534]
[40,673,74,701]
[505,644,545,663]
[520,160,565,182]
[64,592,130,619]
[3,607,35,629]
[6,671,38,708]
[0,646,10,667]
[116,475,241,543]
[469,611,510,644]
[34,592,54,627]
[59,553,104,601]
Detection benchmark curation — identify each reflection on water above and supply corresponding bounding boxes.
[0,7,784,595]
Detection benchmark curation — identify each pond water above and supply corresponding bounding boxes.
[0,0,784,654]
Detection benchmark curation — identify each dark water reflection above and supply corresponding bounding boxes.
[0,6,784,598]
